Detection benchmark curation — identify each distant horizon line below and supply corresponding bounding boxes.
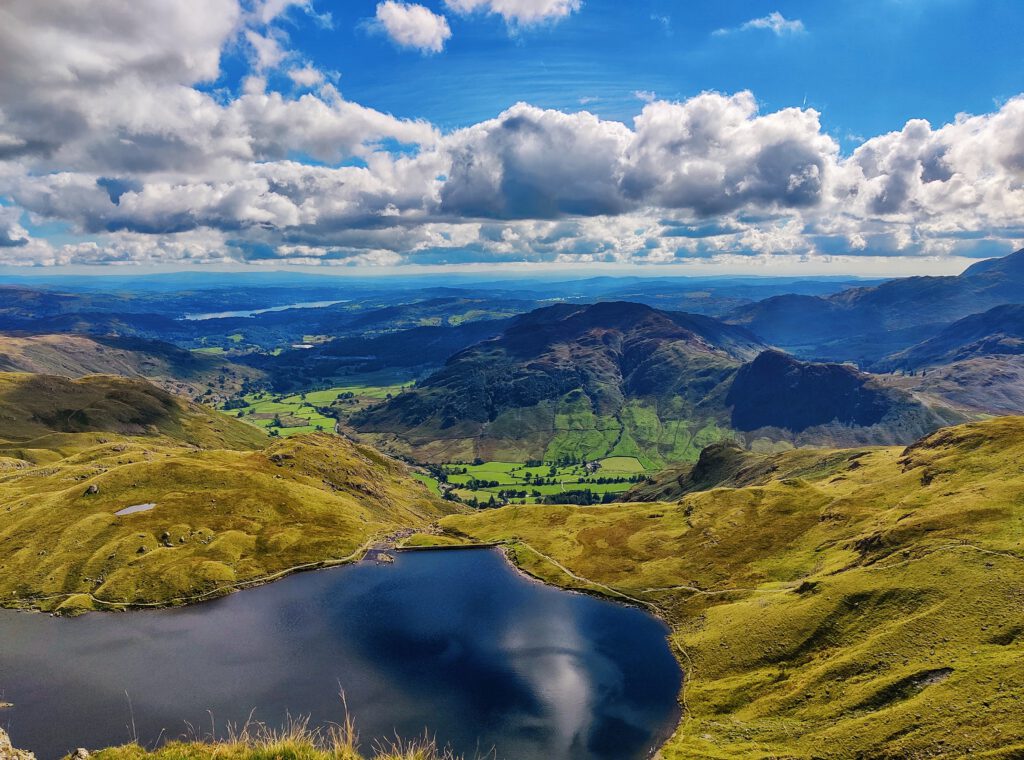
[0,254,996,281]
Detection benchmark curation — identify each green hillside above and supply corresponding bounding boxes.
[430,416,1024,758]
[223,382,409,437]
[0,373,459,613]
[0,372,268,457]
[0,333,263,402]
[354,301,763,465]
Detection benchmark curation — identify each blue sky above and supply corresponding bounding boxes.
[258,0,1023,149]
[0,0,1022,273]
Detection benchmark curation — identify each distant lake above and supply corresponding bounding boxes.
[0,549,682,760]
[181,300,347,320]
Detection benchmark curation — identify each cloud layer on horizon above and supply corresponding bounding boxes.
[0,0,1021,268]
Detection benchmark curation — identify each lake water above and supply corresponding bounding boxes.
[181,300,347,320]
[0,549,682,760]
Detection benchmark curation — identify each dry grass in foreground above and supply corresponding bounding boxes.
[85,716,470,760]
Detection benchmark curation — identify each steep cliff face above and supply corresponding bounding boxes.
[724,349,961,444]
[727,350,895,431]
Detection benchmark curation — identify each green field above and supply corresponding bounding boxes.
[221,382,409,437]
[410,472,442,496]
[542,396,735,469]
[436,456,648,505]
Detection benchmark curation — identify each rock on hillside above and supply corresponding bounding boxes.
[621,438,876,502]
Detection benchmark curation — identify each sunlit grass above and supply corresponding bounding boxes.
[440,416,1024,758]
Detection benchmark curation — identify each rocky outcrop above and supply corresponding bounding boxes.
[727,350,893,432]
[0,729,35,760]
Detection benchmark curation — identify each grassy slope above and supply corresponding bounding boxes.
[0,334,263,401]
[619,441,876,503]
[0,372,268,456]
[0,373,458,613]
[436,416,1024,758]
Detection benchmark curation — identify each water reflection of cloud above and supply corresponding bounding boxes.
[500,590,593,757]
[0,549,680,760]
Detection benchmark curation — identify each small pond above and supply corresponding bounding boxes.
[0,548,682,760]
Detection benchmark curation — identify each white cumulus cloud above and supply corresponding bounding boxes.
[715,11,805,37]
[287,65,325,88]
[0,0,1022,268]
[375,2,452,53]
[444,0,581,26]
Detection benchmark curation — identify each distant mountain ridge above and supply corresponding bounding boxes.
[727,247,1024,364]
[882,304,1024,369]
[0,333,261,401]
[247,317,515,391]
[354,302,955,463]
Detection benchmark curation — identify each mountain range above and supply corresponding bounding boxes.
[0,333,262,402]
[881,303,1024,369]
[727,247,1024,365]
[353,302,959,463]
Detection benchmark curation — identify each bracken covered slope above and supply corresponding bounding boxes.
[435,416,1024,758]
